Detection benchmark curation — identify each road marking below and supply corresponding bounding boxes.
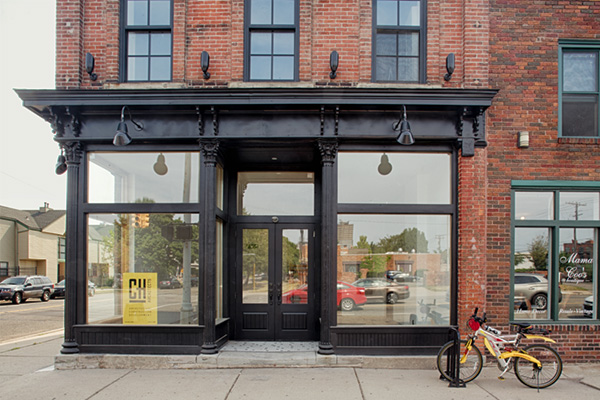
[0,303,64,314]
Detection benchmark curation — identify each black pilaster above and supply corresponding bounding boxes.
[200,139,219,354]
[317,138,338,355]
[61,142,82,354]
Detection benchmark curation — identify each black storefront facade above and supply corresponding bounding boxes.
[18,87,495,356]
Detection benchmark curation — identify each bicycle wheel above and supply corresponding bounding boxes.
[437,339,483,383]
[514,344,563,389]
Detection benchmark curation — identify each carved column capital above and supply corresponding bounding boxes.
[62,142,83,165]
[317,138,338,166]
[200,139,219,166]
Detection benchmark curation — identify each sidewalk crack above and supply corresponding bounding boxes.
[224,369,243,400]
[353,368,366,400]
[86,370,134,399]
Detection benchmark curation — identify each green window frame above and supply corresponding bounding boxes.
[559,40,600,138]
[511,180,600,323]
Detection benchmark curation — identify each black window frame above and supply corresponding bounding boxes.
[559,40,600,138]
[244,0,300,82]
[372,0,427,83]
[121,0,174,82]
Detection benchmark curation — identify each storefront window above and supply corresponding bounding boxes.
[336,214,451,326]
[513,228,551,320]
[559,228,594,320]
[513,186,599,321]
[88,152,199,203]
[87,213,199,325]
[338,152,451,204]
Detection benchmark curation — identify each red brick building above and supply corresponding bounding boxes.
[17,0,598,361]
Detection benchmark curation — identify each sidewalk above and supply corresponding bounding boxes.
[1,332,599,400]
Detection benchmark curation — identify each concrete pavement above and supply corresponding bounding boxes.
[1,332,599,400]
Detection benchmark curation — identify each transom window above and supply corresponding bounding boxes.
[373,0,425,83]
[245,0,298,81]
[124,0,172,82]
[559,41,600,137]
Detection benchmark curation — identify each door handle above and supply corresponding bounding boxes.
[268,282,274,305]
[276,283,282,305]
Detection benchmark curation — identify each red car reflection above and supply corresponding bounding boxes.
[282,281,367,311]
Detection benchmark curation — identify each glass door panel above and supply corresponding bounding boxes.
[281,229,309,305]
[242,229,270,304]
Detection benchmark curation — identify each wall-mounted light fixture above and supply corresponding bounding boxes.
[444,53,455,81]
[153,153,168,175]
[113,106,144,146]
[201,51,210,79]
[329,50,339,79]
[518,131,529,148]
[85,52,98,81]
[55,148,67,175]
[393,105,415,145]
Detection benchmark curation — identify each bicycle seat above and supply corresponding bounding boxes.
[511,323,551,335]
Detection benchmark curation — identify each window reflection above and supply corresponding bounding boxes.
[336,215,451,326]
[513,228,551,320]
[237,172,314,215]
[87,213,199,325]
[559,228,595,320]
[515,192,553,220]
[88,152,199,203]
[559,192,599,220]
[338,152,451,204]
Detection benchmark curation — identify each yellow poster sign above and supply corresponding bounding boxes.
[123,273,158,325]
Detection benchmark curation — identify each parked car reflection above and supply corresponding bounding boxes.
[159,277,182,289]
[281,281,367,311]
[514,273,562,310]
[352,278,410,304]
[50,279,95,298]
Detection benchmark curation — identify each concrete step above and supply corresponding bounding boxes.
[55,341,437,370]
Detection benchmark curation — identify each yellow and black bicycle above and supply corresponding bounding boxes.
[437,308,563,389]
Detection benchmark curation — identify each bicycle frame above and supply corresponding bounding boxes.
[465,323,556,377]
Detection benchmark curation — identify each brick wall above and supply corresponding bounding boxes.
[487,0,600,362]
[59,0,490,89]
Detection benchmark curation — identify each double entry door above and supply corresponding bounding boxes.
[235,222,317,340]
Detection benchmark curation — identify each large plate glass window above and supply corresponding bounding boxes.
[87,213,199,325]
[246,0,298,81]
[373,0,424,82]
[337,152,453,326]
[560,41,600,137]
[124,0,173,81]
[512,184,599,322]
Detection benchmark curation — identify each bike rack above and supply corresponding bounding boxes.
[445,326,466,388]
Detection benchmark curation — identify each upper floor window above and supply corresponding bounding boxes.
[560,41,600,137]
[123,0,172,82]
[245,0,298,81]
[373,0,425,83]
